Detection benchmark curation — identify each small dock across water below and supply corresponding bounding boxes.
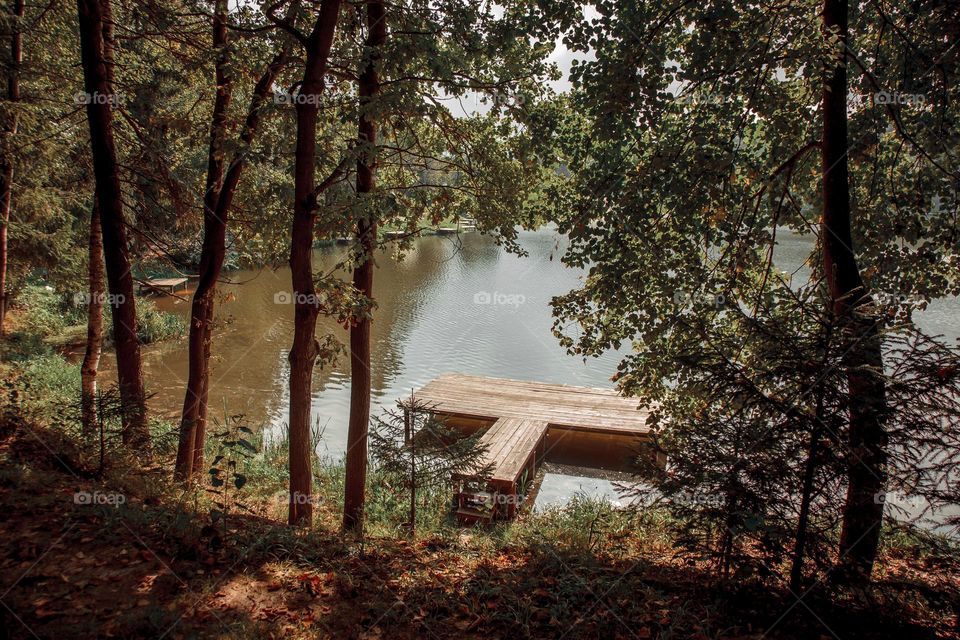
[138,277,189,295]
[413,374,655,522]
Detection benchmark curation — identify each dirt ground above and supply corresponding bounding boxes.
[1,418,958,640]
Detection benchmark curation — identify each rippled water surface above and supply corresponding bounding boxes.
[126,228,630,506]
[114,227,957,514]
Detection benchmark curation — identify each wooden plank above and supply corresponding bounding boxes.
[464,417,549,485]
[493,420,548,483]
[415,373,650,437]
[428,372,627,397]
[429,400,644,429]
[497,422,528,478]
[419,392,643,422]
[139,277,189,294]
[146,277,187,287]
[434,374,655,522]
[419,373,643,412]
[476,418,512,468]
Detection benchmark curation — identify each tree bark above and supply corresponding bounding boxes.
[76,0,150,450]
[175,0,232,480]
[0,0,24,338]
[821,0,888,583]
[80,0,113,440]
[81,196,105,438]
[287,0,342,526]
[790,422,822,591]
[342,0,386,533]
[175,9,296,482]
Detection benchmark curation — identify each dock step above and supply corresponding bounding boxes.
[455,417,548,520]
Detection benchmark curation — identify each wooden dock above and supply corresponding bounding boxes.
[138,277,188,295]
[414,373,653,522]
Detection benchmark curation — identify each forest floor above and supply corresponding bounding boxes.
[1,414,959,639]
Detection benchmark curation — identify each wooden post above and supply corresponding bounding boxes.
[656,449,668,469]
[407,404,415,533]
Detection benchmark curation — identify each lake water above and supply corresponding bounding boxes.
[132,227,630,507]
[118,226,958,519]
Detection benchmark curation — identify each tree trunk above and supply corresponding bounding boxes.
[821,0,888,583]
[287,0,342,526]
[80,0,112,440]
[790,422,821,591]
[341,0,386,533]
[81,196,105,438]
[0,0,24,338]
[76,0,150,450]
[191,315,215,473]
[175,20,294,482]
[175,0,232,481]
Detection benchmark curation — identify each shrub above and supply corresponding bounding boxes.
[19,353,81,421]
[101,298,186,345]
[132,298,186,344]
[5,285,185,352]
[13,284,85,338]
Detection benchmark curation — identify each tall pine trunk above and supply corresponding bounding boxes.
[0,0,24,337]
[175,0,232,480]
[80,0,113,440]
[342,0,386,533]
[175,7,295,481]
[287,0,342,526]
[821,0,888,583]
[81,197,105,437]
[76,0,149,450]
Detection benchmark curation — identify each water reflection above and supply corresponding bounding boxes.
[119,229,627,488]
[106,227,957,518]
